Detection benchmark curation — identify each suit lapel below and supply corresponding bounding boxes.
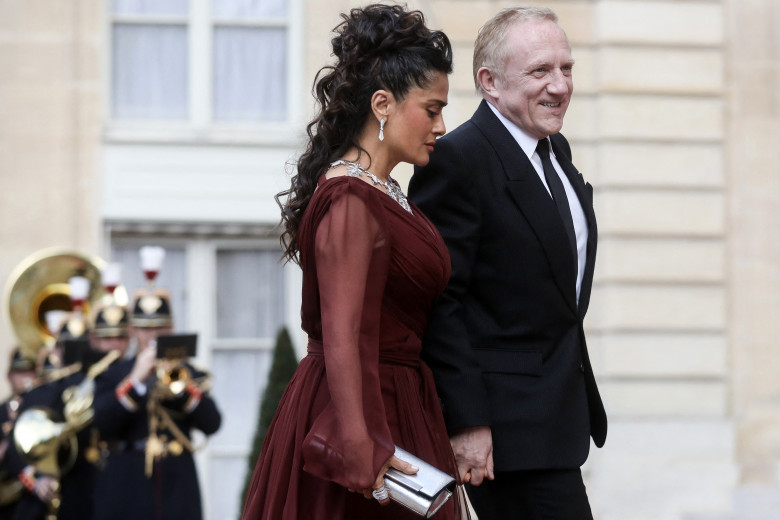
[550,136,598,318]
[471,102,578,313]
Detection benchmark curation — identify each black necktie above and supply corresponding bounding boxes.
[536,139,577,262]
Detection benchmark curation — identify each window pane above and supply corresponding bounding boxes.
[209,350,272,448]
[113,0,188,16]
[212,27,287,122]
[208,348,274,520]
[208,456,250,520]
[213,0,287,19]
[112,24,188,120]
[216,249,284,338]
[110,245,189,331]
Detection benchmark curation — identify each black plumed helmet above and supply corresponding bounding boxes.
[9,347,35,372]
[92,303,130,338]
[130,289,173,328]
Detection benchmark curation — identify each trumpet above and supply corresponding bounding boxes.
[155,360,192,400]
[153,360,212,400]
[150,333,210,400]
[144,333,211,477]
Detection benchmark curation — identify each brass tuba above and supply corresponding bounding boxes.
[5,248,106,360]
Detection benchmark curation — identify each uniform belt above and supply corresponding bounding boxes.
[109,438,188,456]
[110,440,147,453]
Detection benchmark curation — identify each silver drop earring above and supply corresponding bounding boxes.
[379,118,386,142]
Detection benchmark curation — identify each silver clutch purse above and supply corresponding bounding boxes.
[385,446,456,518]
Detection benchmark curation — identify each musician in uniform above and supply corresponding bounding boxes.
[92,284,221,520]
[1,252,119,520]
[48,299,131,520]
[0,348,37,520]
[3,308,98,520]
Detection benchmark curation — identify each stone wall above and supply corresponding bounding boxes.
[0,0,103,375]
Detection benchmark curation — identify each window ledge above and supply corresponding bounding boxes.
[103,123,302,148]
[107,220,281,238]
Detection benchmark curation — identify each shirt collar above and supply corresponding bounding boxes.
[485,100,549,161]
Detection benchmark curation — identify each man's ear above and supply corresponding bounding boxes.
[477,67,499,97]
[370,89,394,121]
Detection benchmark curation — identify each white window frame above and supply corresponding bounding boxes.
[102,233,302,363]
[104,0,303,146]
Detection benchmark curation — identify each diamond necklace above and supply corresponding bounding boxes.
[330,159,413,214]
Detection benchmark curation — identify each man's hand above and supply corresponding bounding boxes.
[450,426,494,486]
[34,476,58,503]
[129,342,157,383]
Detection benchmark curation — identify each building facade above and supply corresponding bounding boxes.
[1,1,778,519]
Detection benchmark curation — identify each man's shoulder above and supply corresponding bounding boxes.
[19,382,60,409]
[419,119,483,179]
[438,117,482,146]
[445,101,498,138]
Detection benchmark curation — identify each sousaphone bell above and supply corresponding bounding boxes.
[5,248,105,360]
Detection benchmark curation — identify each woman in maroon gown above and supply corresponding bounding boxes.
[242,5,466,519]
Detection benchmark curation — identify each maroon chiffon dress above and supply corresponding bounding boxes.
[242,176,465,519]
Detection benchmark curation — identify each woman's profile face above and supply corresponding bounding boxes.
[384,72,449,167]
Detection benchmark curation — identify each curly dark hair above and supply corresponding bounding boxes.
[276,3,453,264]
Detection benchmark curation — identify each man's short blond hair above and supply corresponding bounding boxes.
[472,7,560,93]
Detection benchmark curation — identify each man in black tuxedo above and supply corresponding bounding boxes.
[409,6,607,519]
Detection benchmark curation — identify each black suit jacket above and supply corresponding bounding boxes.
[409,100,607,472]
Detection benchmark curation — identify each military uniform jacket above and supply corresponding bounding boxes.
[92,357,221,520]
[1,371,99,520]
[0,396,21,520]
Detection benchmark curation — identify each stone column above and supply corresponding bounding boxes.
[726,0,780,500]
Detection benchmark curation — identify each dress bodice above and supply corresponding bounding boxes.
[299,176,451,350]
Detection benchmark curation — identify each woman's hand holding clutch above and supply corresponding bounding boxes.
[359,454,419,505]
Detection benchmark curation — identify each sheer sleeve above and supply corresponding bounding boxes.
[301,183,395,490]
